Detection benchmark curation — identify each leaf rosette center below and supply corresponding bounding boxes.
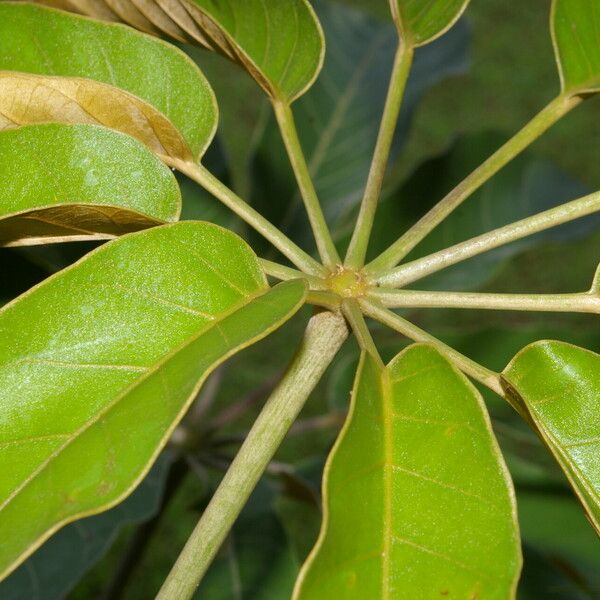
[325,266,369,299]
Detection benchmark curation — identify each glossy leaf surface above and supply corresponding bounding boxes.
[389,0,470,45]
[503,341,600,533]
[295,346,521,599]
[177,0,324,102]
[0,123,180,246]
[0,2,217,161]
[0,222,306,579]
[552,0,600,95]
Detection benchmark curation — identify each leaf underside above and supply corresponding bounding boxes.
[31,0,325,103]
[390,0,470,45]
[183,0,324,102]
[1,0,597,595]
[0,222,307,579]
[552,0,600,94]
[295,345,521,599]
[0,123,181,246]
[0,1,217,161]
[0,72,194,163]
[503,341,600,534]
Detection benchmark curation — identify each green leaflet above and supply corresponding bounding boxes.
[159,0,325,102]
[503,341,600,534]
[295,346,521,599]
[389,0,470,45]
[44,0,326,102]
[0,455,171,600]
[0,2,217,161]
[552,0,600,95]
[0,123,181,246]
[0,222,307,580]
[0,71,195,164]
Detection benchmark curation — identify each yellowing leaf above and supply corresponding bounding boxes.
[59,0,120,21]
[0,123,181,246]
[104,0,163,34]
[0,2,217,163]
[0,222,307,580]
[155,0,213,45]
[295,346,521,599]
[0,73,193,163]
[128,0,191,41]
[42,0,184,38]
[30,0,326,103]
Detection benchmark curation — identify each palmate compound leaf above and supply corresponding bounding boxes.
[0,221,307,580]
[502,340,600,534]
[33,0,326,103]
[294,346,521,599]
[0,123,181,246]
[389,0,471,46]
[0,2,217,164]
[552,0,600,95]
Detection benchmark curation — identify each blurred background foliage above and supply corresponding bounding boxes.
[1,0,598,598]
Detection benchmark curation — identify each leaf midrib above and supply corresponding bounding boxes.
[381,366,393,599]
[0,284,268,514]
[529,407,600,509]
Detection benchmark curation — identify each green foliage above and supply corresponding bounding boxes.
[198,478,318,599]
[252,0,469,247]
[36,0,325,104]
[0,454,171,600]
[0,222,305,579]
[390,0,470,45]
[184,0,325,102]
[0,0,599,597]
[503,341,600,534]
[552,0,600,95]
[370,132,596,290]
[295,347,520,598]
[0,124,180,245]
[517,489,600,596]
[0,2,217,161]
